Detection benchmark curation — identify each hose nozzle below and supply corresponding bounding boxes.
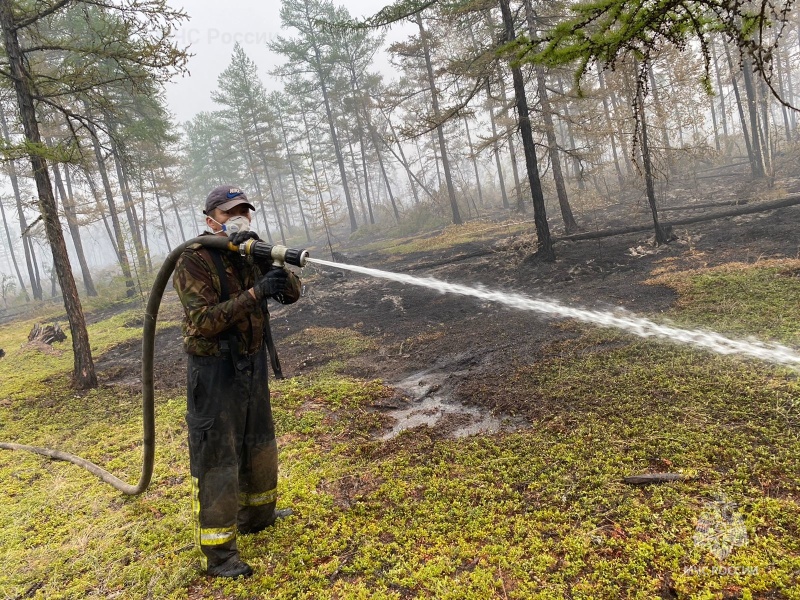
[231,239,309,268]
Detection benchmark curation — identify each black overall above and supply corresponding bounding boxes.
[186,251,279,570]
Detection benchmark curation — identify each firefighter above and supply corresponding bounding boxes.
[173,185,301,578]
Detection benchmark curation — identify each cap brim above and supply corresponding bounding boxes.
[215,198,256,213]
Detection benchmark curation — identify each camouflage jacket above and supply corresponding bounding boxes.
[173,233,301,356]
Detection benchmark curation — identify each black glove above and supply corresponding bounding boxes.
[253,267,288,301]
[228,230,260,247]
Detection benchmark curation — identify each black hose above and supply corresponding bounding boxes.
[0,235,231,495]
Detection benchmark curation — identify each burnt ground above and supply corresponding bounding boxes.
[93,182,800,436]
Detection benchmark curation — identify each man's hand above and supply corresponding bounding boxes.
[228,231,260,246]
[252,267,289,301]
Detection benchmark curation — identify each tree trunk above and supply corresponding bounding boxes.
[383,112,429,202]
[51,158,97,296]
[486,86,511,208]
[636,64,669,245]
[86,121,136,296]
[711,40,729,140]
[740,53,766,178]
[416,13,462,225]
[724,44,754,163]
[109,134,148,273]
[159,166,187,243]
[0,102,40,299]
[0,0,96,388]
[0,195,29,300]
[151,172,171,252]
[498,0,554,260]
[310,40,358,232]
[523,1,578,232]
[597,68,626,188]
[275,103,311,242]
[364,111,400,222]
[498,76,524,211]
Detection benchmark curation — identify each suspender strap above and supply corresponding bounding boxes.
[208,250,247,371]
[263,316,284,380]
[208,249,283,379]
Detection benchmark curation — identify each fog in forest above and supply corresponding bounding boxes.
[0,0,793,313]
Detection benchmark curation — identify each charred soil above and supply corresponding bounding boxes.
[94,197,800,438]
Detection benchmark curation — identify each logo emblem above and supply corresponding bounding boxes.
[693,493,748,560]
[226,188,243,199]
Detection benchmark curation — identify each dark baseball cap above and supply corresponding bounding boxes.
[203,185,256,215]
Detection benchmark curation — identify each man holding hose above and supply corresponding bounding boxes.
[173,185,301,578]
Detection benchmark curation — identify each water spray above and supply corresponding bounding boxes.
[307,257,800,367]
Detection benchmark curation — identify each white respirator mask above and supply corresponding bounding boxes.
[210,215,251,234]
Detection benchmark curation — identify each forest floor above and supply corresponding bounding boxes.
[2,164,800,598]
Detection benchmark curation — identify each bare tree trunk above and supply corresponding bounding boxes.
[0,196,29,300]
[365,113,400,222]
[498,0,553,260]
[86,121,136,296]
[383,112,429,203]
[486,85,510,208]
[417,13,462,225]
[524,1,579,233]
[597,68,626,188]
[310,39,358,232]
[346,134,370,225]
[0,0,96,387]
[740,52,766,178]
[0,102,40,299]
[725,44,754,163]
[275,102,311,242]
[151,172,172,252]
[108,132,149,273]
[498,76,524,211]
[636,63,669,244]
[159,166,187,243]
[711,40,729,141]
[51,158,97,296]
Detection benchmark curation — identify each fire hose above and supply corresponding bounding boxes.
[0,235,309,495]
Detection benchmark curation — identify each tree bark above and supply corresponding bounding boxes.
[275,101,311,242]
[635,64,669,244]
[498,0,553,260]
[523,1,578,233]
[86,121,136,296]
[0,195,28,301]
[51,158,97,296]
[308,30,358,232]
[486,85,510,208]
[740,53,766,178]
[0,0,96,388]
[416,13,462,225]
[711,40,729,140]
[498,76,524,211]
[0,102,40,299]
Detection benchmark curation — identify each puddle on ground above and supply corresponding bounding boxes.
[380,370,504,440]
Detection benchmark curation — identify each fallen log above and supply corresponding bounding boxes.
[660,199,749,212]
[558,195,800,242]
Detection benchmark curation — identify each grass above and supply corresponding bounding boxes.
[2,259,800,598]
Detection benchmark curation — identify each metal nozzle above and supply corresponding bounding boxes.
[232,239,309,268]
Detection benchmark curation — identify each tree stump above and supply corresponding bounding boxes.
[28,323,67,345]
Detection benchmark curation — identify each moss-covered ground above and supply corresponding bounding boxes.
[2,260,800,599]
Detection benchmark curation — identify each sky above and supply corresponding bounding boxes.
[163,1,409,124]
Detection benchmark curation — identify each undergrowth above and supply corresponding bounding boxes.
[1,260,799,598]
